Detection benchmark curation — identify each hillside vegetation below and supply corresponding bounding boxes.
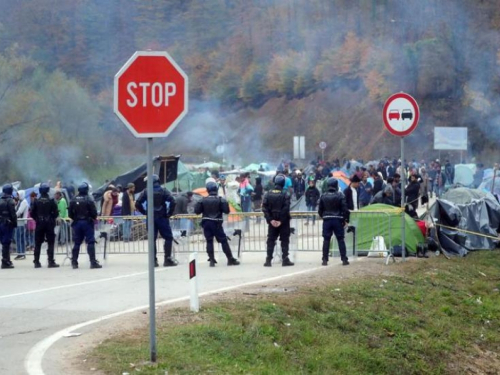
[0,0,499,183]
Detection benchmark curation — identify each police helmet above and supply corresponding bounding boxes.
[2,184,13,196]
[78,182,89,195]
[327,178,338,190]
[39,183,50,195]
[206,181,218,194]
[274,175,286,188]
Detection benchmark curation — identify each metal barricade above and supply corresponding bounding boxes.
[11,211,396,262]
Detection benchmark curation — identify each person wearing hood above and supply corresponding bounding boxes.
[195,181,240,267]
[318,178,349,266]
[14,190,29,260]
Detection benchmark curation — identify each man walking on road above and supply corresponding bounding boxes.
[318,178,350,266]
[262,175,294,267]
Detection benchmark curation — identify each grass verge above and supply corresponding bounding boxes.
[92,252,500,374]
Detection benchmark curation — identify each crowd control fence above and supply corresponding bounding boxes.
[11,211,395,262]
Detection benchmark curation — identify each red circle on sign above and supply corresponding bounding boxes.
[114,51,188,138]
[383,93,419,137]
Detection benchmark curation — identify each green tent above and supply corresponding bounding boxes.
[350,204,425,253]
[165,161,194,192]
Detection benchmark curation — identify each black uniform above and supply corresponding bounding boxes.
[135,185,176,266]
[318,188,349,264]
[31,194,59,266]
[0,195,17,268]
[194,193,239,266]
[68,194,99,267]
[262,187,292,263]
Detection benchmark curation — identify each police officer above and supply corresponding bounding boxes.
[195,181,240,267]
[0,184,17,269]
[31,183,59,268]
[318,178,349,266]
[135,174,177,267]
[68,182,102,269]
[262,175,294,267]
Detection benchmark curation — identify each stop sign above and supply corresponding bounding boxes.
[114,51,188,138]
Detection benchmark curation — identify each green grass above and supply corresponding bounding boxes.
[92,252,500,374]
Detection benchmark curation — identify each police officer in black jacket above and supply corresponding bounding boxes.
[195,181,240,267]
[31,183,59,268]
[69,183,102,269]
[262,175,294,267]
[0,184,17,269]
[318,178,350,266]
[135,174,177,267]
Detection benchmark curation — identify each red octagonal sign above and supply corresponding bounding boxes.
[114,51,188,138]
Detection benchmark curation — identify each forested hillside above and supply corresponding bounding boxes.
[0,0,499,184]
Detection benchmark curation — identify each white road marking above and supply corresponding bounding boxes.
[24,265,323,375]
[0,270,170,300]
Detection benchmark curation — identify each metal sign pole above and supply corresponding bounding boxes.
[401,137,406,262]
[146,138,157,362]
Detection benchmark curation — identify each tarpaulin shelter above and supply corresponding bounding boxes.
[453,164,476,187]
[429,189,500,256]
[353,204,425,253]
[93,155,180,202]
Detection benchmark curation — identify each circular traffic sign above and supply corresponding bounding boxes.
[114,51,188,138]
[383,93,419,137]
[319,141,327,150]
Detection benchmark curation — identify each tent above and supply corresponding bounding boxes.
[332,171,351,191]
[93,155,180,202]
[243,163,272,172]
[429,189,500,256]
[341,160,363,175]
[453,164,476,187]
[353,204,425,253]
[195,161,221,170]
[479,176,500,197]
[166,161,194,192]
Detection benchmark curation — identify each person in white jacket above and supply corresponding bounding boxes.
[14,191,29,260]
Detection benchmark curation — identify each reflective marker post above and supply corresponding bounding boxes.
[189,252,199,312]
[146,138,157,362]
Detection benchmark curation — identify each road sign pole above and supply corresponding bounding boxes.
[146,137,157,362]
[321,149,324,161]
[401,137,406,262]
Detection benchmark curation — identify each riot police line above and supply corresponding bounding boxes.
[0,174,355,269]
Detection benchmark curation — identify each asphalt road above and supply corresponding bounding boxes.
[0,250,328,375]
